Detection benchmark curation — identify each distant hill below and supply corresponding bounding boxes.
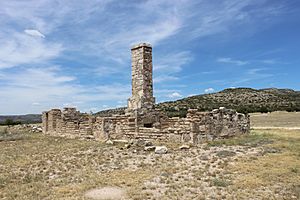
[96,88,300,117]
[0,114,42,125]
[1,88,299,123]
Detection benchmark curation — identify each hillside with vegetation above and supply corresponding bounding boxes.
[1,88,299,123]
[96,88,300,117]
[0,114,42,125]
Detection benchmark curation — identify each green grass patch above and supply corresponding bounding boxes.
[211,178,230,187]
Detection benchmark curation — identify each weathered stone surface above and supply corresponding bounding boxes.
[155,146,168,154]
[127,43,155,112]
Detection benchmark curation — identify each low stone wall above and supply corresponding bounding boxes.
[42,107,250,143]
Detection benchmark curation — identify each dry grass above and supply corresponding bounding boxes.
[250,111,300,128]
[1,127,299,199]
[229,129,300,199]
[0,131,155,199]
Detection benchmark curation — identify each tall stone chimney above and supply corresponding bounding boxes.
[127,43,155,112]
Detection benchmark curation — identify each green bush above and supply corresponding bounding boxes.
[0,119,21,126]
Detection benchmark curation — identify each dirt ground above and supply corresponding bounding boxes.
[0,126,299,200]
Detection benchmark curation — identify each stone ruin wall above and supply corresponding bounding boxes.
[42,108,94,139]
[42,107,250,143]
[42,42,250,143]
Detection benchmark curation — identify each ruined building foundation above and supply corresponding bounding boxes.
[42,43,250,143]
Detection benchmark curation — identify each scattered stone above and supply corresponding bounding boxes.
[144,146,156,151]
[263,147,281,154]
[135,139,146,147]
[30,125,43,133]
[179,144,190,150]
[105,140,114,145]
[85,135,95,139]
[155,146,168,154]
[124,144,131,149]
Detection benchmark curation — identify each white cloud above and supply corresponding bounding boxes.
[154,51,193,73]
[0,31,63,69]
[204,88,215,93]
[0,67,78,114]
[63,103,78,108]
[247,68,268,75]
[0,66,132,114]
[24,29,45,38]
[259,59,288,65]
[167,92,183,99]
[217,57,248,66]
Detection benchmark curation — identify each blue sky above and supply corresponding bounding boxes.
[0,0,299,115]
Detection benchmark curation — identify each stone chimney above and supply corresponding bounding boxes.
[127,43,155,112]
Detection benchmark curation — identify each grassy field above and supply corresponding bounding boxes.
[0,126,299,199]
[251,111,300,128]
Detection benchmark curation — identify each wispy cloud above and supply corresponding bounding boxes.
[24,29,45,38]
[217,57,248,66]
[0,31,63,69]
[154,51,193,72]
[152,51,193,84]
[0,66,131,114]
[187,0,286,39]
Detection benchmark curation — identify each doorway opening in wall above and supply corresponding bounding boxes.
[144,123,153,128]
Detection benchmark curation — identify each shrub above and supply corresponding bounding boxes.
[0,119,21,126]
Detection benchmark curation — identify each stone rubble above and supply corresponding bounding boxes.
[154,146,168,154]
